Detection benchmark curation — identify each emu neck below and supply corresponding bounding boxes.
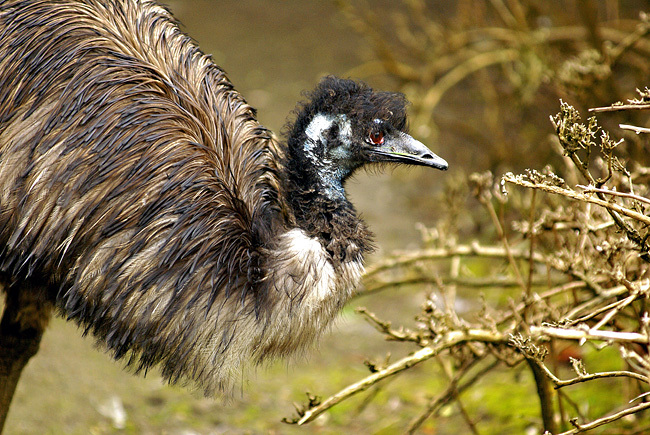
[284,135,372,265]
[302,113,355,201]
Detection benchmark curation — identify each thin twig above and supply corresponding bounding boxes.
[557,370,649,388]
[529,325,649,344]
[620,124,650,134]
[564,281,635,322]
[534,358,650,388]
[361,276,566,297]
[356,307,421,343]
[526,189,538,302]
[455,396,481,435]
[497,281,589,325]
[557,401,650,434]
[589,103,650,113]
[577,184,650,206]
[481,195,527,290]
[591,289,639,331]
[546,118,646,247]
[363,241,548,280]
[570,293,639,325]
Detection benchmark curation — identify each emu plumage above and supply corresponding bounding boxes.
[0,0,447,425]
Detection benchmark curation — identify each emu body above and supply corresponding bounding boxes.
[0,0,447,429]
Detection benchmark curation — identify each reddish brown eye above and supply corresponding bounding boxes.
[369,131,384,145]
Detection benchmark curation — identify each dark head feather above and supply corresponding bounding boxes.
[287,76,409,145]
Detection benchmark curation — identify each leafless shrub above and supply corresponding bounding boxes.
[284,74,650,435]
[282,2,650,433]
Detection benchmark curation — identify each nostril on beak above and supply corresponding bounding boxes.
[421,152,435,160]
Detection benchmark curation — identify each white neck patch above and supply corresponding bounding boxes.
[302,113,353,200]
[304,113,334,152]
[304,113,352,150]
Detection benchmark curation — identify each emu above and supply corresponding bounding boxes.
[0,0,447,428]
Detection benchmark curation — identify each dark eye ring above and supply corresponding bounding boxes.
[368,131,384,145]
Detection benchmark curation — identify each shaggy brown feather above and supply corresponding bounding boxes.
[0,0,286,392]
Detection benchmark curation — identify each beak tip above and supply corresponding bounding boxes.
[424,155,448,171]
[374,132,448,171]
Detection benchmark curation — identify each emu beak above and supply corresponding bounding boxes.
[372,132,448,170]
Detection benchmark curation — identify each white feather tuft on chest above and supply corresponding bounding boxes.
[274,228,363,309]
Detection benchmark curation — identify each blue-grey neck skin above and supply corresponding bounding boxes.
[302,113,355,201]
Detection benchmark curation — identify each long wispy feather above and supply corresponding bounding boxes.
[0,0,298,393]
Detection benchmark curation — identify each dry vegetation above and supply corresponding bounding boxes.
[285,1,650,433]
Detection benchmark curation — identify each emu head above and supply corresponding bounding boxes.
[286,76,447,200]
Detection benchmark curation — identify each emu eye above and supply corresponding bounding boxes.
[368,131,384,145]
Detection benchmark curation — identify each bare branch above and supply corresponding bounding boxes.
[557,401,650,435]
[589,103,650,113]
[577,184,650,206]
[364,241,547,280]
[526,357,558,435]
[503,174,650,226]
[620,124,650,134]
[356,307,422,344]
[290,329,508,425]
[529,325,649,344]
[556,370,649,388]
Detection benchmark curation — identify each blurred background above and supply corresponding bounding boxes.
[5,0,650,433]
